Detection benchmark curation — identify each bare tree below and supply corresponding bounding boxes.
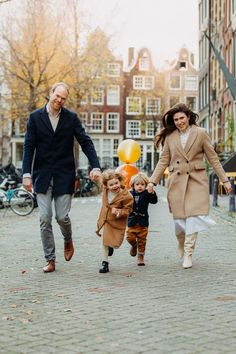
[0,0,12,4]
[0,0,72,130]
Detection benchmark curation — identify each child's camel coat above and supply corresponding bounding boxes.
[96,187,133,248]
[150,125,229,219]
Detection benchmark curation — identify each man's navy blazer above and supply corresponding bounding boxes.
[22,106,100,196]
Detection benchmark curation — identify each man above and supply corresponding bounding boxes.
[23,82,101,273]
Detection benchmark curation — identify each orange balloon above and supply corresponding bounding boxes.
[117,139,141,164]
[116,164,139,188]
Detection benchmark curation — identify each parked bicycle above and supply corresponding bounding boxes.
[0,168,35,216]
[0,186,35,216]
[74,168,100,197]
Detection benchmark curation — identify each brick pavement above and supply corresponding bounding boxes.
[0,186,236,354]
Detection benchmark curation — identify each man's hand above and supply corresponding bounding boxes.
[23,177,33,192]
[90,168,102,181]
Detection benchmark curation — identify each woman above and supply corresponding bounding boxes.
[147,104,232,269]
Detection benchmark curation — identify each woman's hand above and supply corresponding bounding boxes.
[147,182,155,193]
[223,181,232,194]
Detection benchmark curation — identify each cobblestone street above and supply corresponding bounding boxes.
[0,186,236,354]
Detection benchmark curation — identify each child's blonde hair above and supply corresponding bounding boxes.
[102,169,126,188]
[130,172,149,187]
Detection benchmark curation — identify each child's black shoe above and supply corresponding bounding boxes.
[108,247,114,257]
[99,261,109,273]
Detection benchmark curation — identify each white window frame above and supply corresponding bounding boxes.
[133,76,154,90]
[126,120,141,138]
[139,57,149,71]
[107,63,121,77]
[106,112,120,133]
[90,112,104,132]
[185,76,198,91]
[107,85,120,105]
[126,97,142,115]
[91,86,104,105]
[146,121,154,138]
[78,112,88,127]
[146,98,161,115]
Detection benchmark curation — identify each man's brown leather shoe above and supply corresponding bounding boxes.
[43,260,55,273]
[64,239,74,261]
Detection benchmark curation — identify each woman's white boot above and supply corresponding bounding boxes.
[176,233,185,259]
[183,232,198,269]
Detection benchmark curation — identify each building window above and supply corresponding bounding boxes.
[146,121,154,138]
[91,112,104,132]
[185,76,198,90]
[146,120,161,137]
[170,75,181,89]
[91,86,104,105]
[169,96,180,108]
[102,139,112,167]
[139,57,149,71]
[78,112,88,127]
[126,120,141,138]
[107,113,119,132]
[107,63,120,77]
[179,61,187,70]
[186,96,197,111]
[113,139,119,153]
[107,85,120,105]
[146,98,161,115]
[126,97,141,115]
[133,76,154,89]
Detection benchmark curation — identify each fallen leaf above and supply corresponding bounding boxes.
[20,318,32,324]
[214,295,236,301]
[64,309,72,312]
[88,287,107,293]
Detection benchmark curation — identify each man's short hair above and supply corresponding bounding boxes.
[50,82,69,94]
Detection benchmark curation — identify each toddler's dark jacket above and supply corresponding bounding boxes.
[128,189,158,227]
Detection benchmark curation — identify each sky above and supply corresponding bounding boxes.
[79,0,199,70]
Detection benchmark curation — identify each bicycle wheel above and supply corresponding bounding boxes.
[87,181,100,196]
[10,189,34,216]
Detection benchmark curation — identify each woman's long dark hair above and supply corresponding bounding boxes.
[154,103,199,148]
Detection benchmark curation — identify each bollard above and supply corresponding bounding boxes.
[212,178,219,207]
[229,177,236,213]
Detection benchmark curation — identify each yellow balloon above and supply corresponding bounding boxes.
[117,139,141,164]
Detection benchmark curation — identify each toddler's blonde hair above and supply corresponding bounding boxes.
[130,172,149,187]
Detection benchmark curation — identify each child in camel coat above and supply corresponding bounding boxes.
[96,169,133,273]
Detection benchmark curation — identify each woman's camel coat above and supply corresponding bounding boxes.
[149,125,228,219]
[96,187,133,248]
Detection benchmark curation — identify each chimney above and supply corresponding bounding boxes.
[128,47,134,66]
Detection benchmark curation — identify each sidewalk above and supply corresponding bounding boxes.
[210,193,236,225]
[0,186,236,354]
